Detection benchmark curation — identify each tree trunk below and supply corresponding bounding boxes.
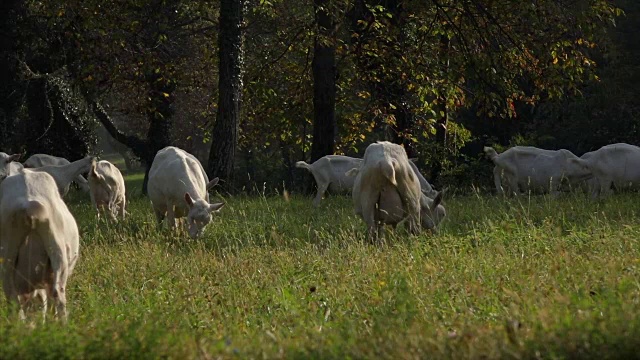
[310,0,337,163]
[143,67,175,194]
[431,35,451,184]
[25,78,51,154]
[207,0,246,189]
[0,0,25,150]
[389,95,416,158]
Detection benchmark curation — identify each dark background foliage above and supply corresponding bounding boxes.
[0,0,635,194]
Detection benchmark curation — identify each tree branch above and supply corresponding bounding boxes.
[89,101,150,161]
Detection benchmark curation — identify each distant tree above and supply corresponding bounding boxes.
[59,0,218,193]
[0,0,98,160]
[310,0,337,162]
[0,0,24,151]
[207,0,247,188]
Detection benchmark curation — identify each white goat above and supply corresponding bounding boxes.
[347,169,446,231]
[407,160,439,198]
[351,141,422,241]
[29,156,94,197]
[296,155,363,207]
[484,146,591,195]
[297,155,438,206]
[570,143,640,197]
[88,159,126,220]
[148,146,224,239]
[24,154,90,193]
[0,169,80,322]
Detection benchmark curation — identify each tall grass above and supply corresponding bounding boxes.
[2,175,640,359]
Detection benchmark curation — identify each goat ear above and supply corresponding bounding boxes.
[8,154,21,162]
[409,157,418,163]
[184,192,194,207]
[206,177,220,190]
[431,191,444,209]
[208,202,225,213]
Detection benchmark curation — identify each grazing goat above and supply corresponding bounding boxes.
[484,146,591,196]
[88,159,126,220]
[24,154,90,194]
[376,187,446,231]
[351,141,422,242]
[347,168,446,233]
[297,155,438,206]
[407,160,439,198]
[570,143,640,197]
[148,146,224,239]
[28,156,94,198]
[296,155,363,207]
[0,169,80,322]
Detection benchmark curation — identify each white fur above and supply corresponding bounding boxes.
[407,160,439,198]
[484,146,591,196]
[377,187,446,231]
[0,169,80,322]
[24,154,90,194]
[8,161,24,176]
[571,143,640,197]
[351,141,422,242]
[297,155,438,206]
[296,155,363,207]
[88,160,126,220]
[347,168,446,231]
[148,146,224,239]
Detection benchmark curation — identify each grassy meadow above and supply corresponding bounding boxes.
[1,168,639,359]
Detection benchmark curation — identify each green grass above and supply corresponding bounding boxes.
[2,172,640,359]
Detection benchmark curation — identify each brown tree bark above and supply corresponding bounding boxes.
[207,0,247,188]
[143,67,175,193]
[0,0,25,150]
[310,0,337,163]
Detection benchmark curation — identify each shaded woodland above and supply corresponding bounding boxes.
[0,0,636,193]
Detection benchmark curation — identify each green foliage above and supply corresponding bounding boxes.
[3,0,631,190]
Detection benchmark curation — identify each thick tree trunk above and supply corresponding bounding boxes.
[143,68,175,194]
[390,101,416,158]
[25,78,52,154]
[310,0,337,163]
[0,0,25,150]
[207,0,246,188]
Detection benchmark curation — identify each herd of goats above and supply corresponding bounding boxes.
[0,139,637,323]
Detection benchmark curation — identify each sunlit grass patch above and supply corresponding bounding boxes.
[2,178,640,358]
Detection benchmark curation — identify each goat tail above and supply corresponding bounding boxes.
[379,159,397,186]
[483,146,499,162]
[23,200,47,230]
[295,161,312,171]
[89,160,106,185]
[89,159,99,179]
